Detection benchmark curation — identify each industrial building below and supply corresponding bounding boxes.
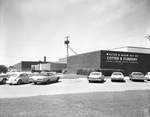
[67,46,150,75]
[31,62,67,73]
[11,55,67,72]
[11,56,48,72]
[12,61,67,72]
[12,61,46,72]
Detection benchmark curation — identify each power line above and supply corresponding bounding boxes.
[68,45,78,55]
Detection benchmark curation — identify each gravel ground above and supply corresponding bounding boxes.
[0,90,150,117]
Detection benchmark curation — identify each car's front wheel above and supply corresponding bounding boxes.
[46,79,50,84]
[56,77,59,82]
[2,78,6,84]
[17,79,22,85]
[34,82,37,84]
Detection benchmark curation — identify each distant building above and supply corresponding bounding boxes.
[59,58,67,63]
[31,62,67,73]
[12,61,67,72]
[67,46,150,75]
[12,61,46,72]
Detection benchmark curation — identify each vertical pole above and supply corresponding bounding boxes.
[66,36,69,66]
[65,36,69,74]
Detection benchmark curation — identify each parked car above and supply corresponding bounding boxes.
[129,72,145,81]
[145,72,150,81]
[30,72,60,84]
[87,72,105,83]
[110,72,125,82]
[0,73,8,84]
[6,72,30,85]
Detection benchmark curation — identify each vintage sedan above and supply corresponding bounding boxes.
[110,72,125,82]
[145,72,150,81]
[0,73,8,84]
[6,72,30,85]
[31,72,60,84]
[87,72,105,83]
[129,72,145,81]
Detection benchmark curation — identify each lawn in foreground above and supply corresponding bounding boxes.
[0,90,150,117]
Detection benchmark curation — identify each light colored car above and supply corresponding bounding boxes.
[0,73,8,84]
[145,72,150,81]
[129,72,145,81]
[87,72,105,83]
[110,72,125,82]
[6,72,30,85]
[31,72,60,84]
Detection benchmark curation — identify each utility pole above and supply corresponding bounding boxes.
[64,36,70,72]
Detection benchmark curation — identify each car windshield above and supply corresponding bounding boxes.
[113,72,122,75]
[133,73,143,75]
[91,72,101,75]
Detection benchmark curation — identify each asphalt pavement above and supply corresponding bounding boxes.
[0,77,150,98]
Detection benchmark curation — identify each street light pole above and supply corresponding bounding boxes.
[64,36,70,73]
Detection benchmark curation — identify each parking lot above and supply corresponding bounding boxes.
[0,75,150,98]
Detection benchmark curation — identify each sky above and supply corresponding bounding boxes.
[0,0,150,66]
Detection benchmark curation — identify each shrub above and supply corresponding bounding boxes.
[0,65,8,73]
[76,68,124,76]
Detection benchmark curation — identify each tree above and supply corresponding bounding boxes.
[0,65,8,73]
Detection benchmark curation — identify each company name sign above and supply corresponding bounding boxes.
[106,52,138,63]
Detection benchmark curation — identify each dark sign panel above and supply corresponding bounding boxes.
[101,50,150,75]
[106,52,138,64]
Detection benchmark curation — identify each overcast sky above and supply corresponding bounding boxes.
[0,0,150,66]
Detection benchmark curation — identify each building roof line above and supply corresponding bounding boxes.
[108,46,150,51]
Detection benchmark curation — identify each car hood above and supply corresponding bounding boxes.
[9,76,17,81]
[0,74,8,77]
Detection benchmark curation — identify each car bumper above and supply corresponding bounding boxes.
[6,80,17,84]
[111,78,124,81]
[88,78,104,82]
[130,77,145,81]
[131,78,145,81]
